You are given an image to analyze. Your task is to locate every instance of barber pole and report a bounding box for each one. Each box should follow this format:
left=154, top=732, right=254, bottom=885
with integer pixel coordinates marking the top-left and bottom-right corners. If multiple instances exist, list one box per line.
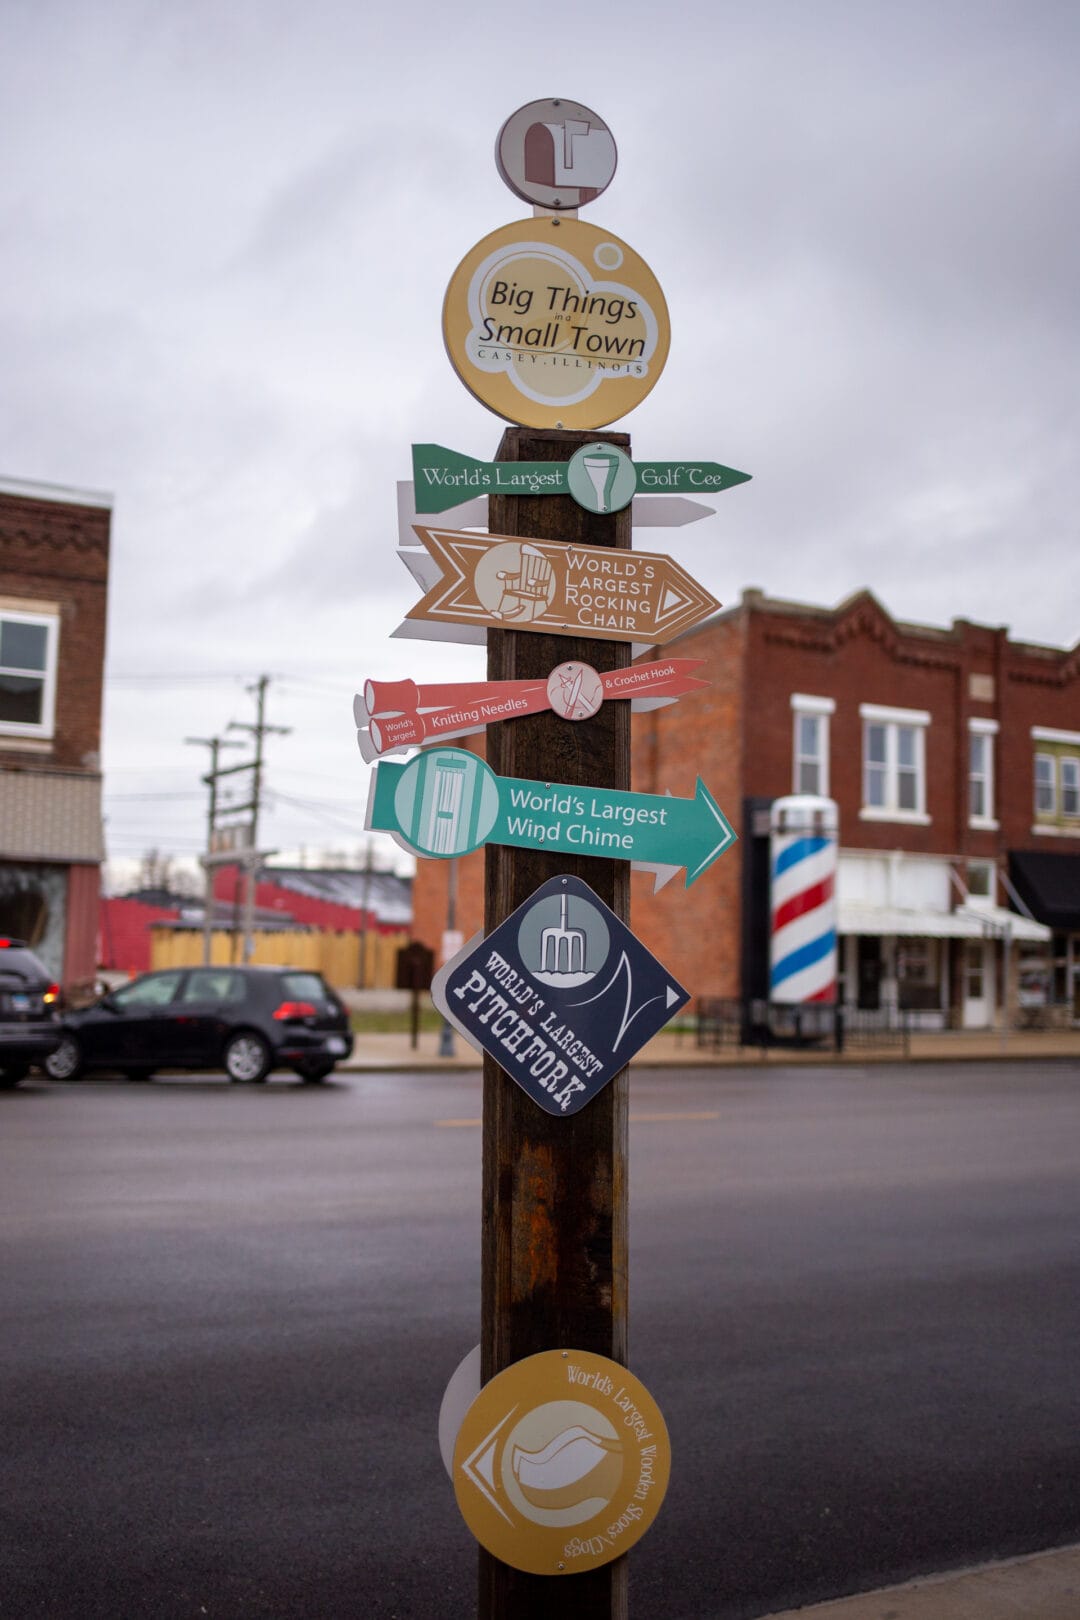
left=769, top=795, right=839, bottom=1004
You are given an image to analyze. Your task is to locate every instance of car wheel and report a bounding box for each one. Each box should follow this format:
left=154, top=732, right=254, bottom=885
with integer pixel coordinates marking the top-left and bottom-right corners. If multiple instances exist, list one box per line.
left=223, top=1031, right=271, bottom=1083
left=0, top=1064, right=29, bottom=1088
left=45, top=1035, right=84, bottom=1081
left=295, top=1060, right=335, bottom=1083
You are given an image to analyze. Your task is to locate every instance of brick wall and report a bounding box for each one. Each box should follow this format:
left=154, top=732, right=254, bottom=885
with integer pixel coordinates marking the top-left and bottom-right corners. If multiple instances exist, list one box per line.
left=0, top=484, right=111, bottom=990
left=625, top=611, right=745, bottom=997
left=408, top=589, right=1080, bottom=1005
left=0, top=489, right=110, bottom=770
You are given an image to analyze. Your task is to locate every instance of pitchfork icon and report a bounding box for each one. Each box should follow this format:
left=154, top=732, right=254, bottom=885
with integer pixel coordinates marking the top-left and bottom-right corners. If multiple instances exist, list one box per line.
left=540, top=892, right=587, bottom=977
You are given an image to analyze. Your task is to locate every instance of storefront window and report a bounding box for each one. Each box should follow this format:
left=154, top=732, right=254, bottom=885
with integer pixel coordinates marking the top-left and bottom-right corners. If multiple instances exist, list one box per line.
left=0, top=864, right=67, bottom=978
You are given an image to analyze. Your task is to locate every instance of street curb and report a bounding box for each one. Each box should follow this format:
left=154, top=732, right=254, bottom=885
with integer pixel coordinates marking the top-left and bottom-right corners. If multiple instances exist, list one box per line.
left=756, top=1540, right=1080, bottom=1620
left=337, top=1049, right=1080, bottom=1075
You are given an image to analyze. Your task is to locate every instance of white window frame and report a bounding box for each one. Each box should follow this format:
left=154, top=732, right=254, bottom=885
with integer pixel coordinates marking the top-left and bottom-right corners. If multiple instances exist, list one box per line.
left=1031, top=729, right=1080, bottom=835
left=968, top=717, right=999, bottom=829
left=1062, top=757, right=1080, bottom=819
left=859, top=703, right=930, bottom=824
left=0, top=603, right=59, bottom=741
left=1034, top=752, right=1057, bottom=816
left=790, top=693, right=834, bottom=797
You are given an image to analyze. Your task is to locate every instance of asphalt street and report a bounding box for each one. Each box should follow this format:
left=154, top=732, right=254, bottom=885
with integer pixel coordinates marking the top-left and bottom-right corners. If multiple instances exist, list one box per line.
left=2, top=1061, right=1079, bottom=1620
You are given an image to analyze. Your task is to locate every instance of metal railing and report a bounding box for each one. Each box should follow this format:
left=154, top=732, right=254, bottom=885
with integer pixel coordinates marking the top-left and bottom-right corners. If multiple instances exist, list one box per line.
left=694, top=999, right=910, bottom=1055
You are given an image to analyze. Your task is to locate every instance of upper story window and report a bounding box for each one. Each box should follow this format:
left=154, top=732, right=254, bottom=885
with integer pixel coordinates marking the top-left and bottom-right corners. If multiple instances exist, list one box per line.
left=1063, top=758, right=1080, bottom=818
left=0, top=604, right=59, bottom=741
left=1034, top=753, right=1056, bottom=814
left=790, top=693, right=834, bottom=796
left=1032, top=729, right=1080, bottom=835
left=859, top=703, right=930, bottom=823
left=966, top=858, right=996, bottom=905
left=968, top=718, right=998, bottom=829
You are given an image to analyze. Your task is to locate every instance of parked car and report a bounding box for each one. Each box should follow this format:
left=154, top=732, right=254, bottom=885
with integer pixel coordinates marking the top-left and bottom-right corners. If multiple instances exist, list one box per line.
left=0, top=938, right=62, bottom=1086
left=43, top=965, right=354, bottom=1083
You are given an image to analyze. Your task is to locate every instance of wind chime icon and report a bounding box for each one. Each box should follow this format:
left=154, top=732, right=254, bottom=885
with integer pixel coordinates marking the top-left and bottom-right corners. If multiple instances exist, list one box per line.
left=540, top=891, right=587, bottom=978
left=424, top=755, right=468, bottom=854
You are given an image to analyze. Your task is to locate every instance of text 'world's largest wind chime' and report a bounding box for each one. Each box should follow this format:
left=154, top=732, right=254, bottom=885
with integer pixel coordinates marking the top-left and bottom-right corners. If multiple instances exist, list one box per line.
left=354, top=101, right=751, bottom=1591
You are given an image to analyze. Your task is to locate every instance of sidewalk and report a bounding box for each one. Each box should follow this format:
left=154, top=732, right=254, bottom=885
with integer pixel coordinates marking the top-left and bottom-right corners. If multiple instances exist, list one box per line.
left=758, top=1541, right=1080, bottom=1620
left=340, top=1024, right=1080, bottom=1071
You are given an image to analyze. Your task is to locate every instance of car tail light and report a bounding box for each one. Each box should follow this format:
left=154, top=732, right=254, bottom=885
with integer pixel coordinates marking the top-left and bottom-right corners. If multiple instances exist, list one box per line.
left=0, top=938, right=10, bottom=948
left=273, top=1000, right=318, bottom=1021
left=43, top=984, right=60, bottom=1004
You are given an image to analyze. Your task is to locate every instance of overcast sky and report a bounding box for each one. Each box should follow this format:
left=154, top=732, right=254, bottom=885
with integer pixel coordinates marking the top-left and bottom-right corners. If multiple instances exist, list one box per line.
left=4, top=0, right=1078, bottom=883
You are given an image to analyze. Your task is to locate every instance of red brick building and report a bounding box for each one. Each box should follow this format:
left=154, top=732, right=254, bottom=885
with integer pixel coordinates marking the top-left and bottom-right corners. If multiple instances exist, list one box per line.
left=413, top=588, right=1080, bottom=1029
left=0, top=478, right=111, bottom=994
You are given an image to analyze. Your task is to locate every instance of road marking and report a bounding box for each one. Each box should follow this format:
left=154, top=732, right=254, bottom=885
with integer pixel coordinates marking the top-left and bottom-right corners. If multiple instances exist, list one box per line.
left=435, top=1111, right=719, bottom=1128
left=631, top=1111, right=720, bottom=1122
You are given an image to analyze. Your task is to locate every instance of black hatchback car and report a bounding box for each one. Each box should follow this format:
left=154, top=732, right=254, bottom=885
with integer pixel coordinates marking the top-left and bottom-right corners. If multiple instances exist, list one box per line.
left=0, top=938, right=62, bottom=1086
left=44, top=965, right=354, bottom=1083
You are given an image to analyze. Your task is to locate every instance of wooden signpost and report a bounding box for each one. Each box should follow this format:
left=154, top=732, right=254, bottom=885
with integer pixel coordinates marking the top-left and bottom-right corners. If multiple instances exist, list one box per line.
left=360, top=97, right=744, bottom=1620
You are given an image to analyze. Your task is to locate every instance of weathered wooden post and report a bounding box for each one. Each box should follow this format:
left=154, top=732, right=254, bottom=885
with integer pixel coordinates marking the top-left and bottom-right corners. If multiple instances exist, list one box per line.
left=480, top=425, right=631, bottom=1618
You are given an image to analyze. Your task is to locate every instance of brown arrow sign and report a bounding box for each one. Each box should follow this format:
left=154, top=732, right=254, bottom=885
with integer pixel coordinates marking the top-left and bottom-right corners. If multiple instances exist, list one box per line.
left=403, top=525, right=721, bottom=646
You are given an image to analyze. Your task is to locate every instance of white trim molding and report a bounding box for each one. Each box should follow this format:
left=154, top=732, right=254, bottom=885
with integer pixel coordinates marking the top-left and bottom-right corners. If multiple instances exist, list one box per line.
left=0, top=475, right=113, bottom=509
left=860, top=703, right=931, bottom=726
left=1031, top=726, right=1080, bottom=747
left=790, top=693, right=836, bottom=715
left=859, top=807, right=932, bottom=825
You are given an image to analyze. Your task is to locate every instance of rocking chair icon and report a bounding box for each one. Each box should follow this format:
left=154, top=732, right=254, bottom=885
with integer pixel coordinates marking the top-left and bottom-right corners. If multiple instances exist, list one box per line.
left=495, top=545, right=555, bottom=622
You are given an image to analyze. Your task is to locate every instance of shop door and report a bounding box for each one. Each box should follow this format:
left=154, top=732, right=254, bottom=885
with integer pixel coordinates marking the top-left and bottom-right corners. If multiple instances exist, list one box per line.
left=962, top=939, right=995, bottom=1028
left=856, top=936, right=882, bottom=1010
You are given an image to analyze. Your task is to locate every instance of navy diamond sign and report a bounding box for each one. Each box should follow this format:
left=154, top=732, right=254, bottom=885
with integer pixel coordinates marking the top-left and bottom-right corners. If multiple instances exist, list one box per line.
left=431, top=875, right=689, bottom=1116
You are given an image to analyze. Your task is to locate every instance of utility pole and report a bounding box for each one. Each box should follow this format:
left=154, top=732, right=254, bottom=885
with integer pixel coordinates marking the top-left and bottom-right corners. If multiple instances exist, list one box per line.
left=227, top=675, right=290, bottom=963
left=185, top=733, right=244, bottom=965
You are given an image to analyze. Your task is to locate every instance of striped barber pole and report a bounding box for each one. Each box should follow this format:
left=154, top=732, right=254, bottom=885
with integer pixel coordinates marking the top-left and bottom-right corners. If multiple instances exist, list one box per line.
left=769, top=795, right=839, bottom=1004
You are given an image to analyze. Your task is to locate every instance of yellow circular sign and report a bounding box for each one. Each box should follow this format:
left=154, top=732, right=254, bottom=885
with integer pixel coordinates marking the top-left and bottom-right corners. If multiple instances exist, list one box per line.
left=452, top=1348, right=670, bottom=1575
left=442, top=217, right=670, bottom=430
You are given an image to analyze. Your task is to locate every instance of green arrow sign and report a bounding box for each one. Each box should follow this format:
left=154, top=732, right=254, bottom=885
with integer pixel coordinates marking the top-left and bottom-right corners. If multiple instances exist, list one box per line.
left=412, top=443, right=751, bottom=515
left=366, top=745, right=737, bottom=886
left=412, top=444, right=570, bottom=511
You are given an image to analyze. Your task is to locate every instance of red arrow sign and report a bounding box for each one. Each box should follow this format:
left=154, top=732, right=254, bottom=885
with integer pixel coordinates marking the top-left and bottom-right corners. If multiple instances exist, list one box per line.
left=355, top=658, right=706, bottom=757
left=403, top=525, right=721, bottom=646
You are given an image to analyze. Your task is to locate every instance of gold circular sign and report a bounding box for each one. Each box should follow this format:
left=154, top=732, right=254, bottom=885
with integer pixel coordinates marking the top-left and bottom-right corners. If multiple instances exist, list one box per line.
left=442, top=217, right=670, bottom=431
left=453, top=1348, right=671, bottom=1575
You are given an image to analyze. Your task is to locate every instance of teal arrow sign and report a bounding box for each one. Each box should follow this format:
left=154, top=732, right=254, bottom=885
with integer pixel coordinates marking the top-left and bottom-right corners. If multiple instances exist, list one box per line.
left=412, top=443, right=751, bottom=515
left=366, top=745, right=737, bottom=886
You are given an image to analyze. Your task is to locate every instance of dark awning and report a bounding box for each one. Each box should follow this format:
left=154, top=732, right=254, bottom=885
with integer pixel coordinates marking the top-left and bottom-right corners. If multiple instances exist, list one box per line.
left=1009, top=850, right=1080, bottom=932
